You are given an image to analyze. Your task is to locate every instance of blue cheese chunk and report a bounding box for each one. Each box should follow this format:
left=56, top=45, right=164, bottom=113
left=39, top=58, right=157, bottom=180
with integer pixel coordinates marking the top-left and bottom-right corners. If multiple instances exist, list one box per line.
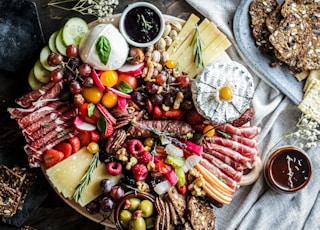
left=191, top=61, right=254, bottom=124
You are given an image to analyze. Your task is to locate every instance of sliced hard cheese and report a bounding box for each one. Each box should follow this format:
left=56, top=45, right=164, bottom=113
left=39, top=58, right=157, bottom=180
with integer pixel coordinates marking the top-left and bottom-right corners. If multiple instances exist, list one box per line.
left=46, top=147, right=93, bottom=199
left=191, top=61, right=254, bottom=124
left=298, top=80, right=320, bottom=122
left=78, top=163, right=123, bottom=207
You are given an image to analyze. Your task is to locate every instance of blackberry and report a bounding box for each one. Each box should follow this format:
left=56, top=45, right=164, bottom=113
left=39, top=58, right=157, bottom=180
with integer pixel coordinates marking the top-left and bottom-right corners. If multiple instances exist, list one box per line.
left=121, top=172, right=137, bottom=188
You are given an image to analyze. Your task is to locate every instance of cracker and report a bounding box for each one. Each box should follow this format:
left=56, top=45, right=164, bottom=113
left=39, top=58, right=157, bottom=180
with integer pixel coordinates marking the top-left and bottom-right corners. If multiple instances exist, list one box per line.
left=298, top=80, right=320, bottom=121
left=0, top=184, right=21, bottom=218
left=303, top=70, right=320, bottom=92
left=166, top=187, right=186, bottom=220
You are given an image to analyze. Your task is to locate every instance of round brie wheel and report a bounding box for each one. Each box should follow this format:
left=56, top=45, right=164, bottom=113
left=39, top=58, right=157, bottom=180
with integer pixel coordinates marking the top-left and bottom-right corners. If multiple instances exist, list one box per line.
left=191, top=61, right=254, bottom=124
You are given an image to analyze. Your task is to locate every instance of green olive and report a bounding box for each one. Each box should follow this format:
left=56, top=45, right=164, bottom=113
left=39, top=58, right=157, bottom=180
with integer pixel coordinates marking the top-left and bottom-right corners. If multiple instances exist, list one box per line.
left=128, top=198, right=141, bottom=212
left=139, top=199, right=154, bottom=218
left=145, top=216, right=155, bottom=229
left=119, top=210, right=132, bottom=228
left=129, top=216, right=146, bottom=230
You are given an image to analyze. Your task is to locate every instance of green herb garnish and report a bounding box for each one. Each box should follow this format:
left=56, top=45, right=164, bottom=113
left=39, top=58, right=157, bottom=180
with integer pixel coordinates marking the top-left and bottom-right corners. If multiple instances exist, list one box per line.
left=96, top=36, right=111, bottom=65
left=87, top=103, right=95, bottom=117
left=190, top=24, right=204, bottom=68
left=140, top=14, right=153, bottom=30
left=73, top=152, right=100, bottom=202
left=118, top=81, right=133, bottom=94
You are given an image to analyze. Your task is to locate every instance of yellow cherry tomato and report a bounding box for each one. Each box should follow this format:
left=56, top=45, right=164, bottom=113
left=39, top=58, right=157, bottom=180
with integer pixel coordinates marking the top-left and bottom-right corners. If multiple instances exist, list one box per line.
left=100, top=70, right=118, bottom=87
left=219, top=86, right=233, bottom=101
left=87, top=142, right=100, bottom=154
left=203, top=125, right=215, bottom=137
left=82, top=86, right=103, bottom=104
left=144, top=137, right=155, bottom=147
left=165, top=60, right=177, bottom=69
left=101, top=91, right=118, bottom=108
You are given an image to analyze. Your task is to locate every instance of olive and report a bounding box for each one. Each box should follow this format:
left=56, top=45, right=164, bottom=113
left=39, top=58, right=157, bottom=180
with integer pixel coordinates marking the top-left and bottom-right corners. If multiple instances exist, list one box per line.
left=139, top=199, right=154, bottom=218
left=129, top=216, right=146, bottom=230
left=119, top=209, right=132, bottom=228
left=128, top=198, right=141, bottom=212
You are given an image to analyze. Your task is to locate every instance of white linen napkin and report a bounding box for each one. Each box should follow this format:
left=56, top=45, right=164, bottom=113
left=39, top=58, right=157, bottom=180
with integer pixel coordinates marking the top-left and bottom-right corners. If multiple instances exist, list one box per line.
left=185, top=0, right=320, bottom=229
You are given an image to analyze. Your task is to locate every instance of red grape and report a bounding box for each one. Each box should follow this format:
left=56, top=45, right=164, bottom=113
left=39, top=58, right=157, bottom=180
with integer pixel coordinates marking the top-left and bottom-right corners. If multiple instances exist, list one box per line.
left=100, top=179, right=114, bottom=194
left=66, top=44, right=79, bottom=58
left=83, top=77, right=94, bottom=87
left=47, top=53, right=64, bottom=66
left=109, top=185, right=124, bottom=200
left=146, top=82, right=159, bottom=94
left=63, top=70, right=75, bottom=84
left=69, top=80, right=82, bottom=94
left=79, top=63, right=92, bottom=77
left=155, top=73, right=167, bottom=85
left=50, top=69, right=64, bottom=82
left=176, top=75, right=190, bottom=87
left=100, top=197, right=114, bottom=212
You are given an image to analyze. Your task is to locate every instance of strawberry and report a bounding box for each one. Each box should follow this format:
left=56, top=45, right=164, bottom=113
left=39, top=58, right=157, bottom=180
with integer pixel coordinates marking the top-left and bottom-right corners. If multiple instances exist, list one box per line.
left=152, top=105, right=163, bottom=119
left=54, top=142, right=72, bottom=159
left=78, top=131, right=91, bottom=146
left=43, top=149, right=64, bottom=168
left=69, top=136, right=81, bottom=153
left=184, top=108, right=204, bottom=125
left=163, top=109, right=184, bottom=119
left=101, top=122, right=114, bottom=139
left=176, top=184, right=187, bottom=195
left=90, top=130, right=100, bottom=142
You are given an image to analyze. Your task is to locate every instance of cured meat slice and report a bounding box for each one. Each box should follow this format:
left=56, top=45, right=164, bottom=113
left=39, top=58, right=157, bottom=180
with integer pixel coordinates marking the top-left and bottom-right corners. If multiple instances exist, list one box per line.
left=205, top=136, right=257, bottom=159
left=204, top=149, right=246, bottom=171
left=15, top=82, right=55, bottom=108
left=17, top=101, right=66, bottom=129
left=202, top=152, right=243, bottom=182
left=203, top=142, right=252, bottom=168
left=30, top=81, right=64, bottom=108
left=217, top=123, right=261, bottom=139
left=228, top=134, right=257, bottom=148
left=200, top=158, right=238, bottom=189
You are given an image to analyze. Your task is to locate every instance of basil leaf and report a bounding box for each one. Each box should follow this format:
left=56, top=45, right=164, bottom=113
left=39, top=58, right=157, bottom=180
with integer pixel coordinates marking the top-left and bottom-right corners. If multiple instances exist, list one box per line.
left=87, top=103, right=95, bottom=117
left=118, top=81, right=133, bottom=94
left=97, top=117, right=107, bottom=134
left=96, top=36, right=111, bottom=65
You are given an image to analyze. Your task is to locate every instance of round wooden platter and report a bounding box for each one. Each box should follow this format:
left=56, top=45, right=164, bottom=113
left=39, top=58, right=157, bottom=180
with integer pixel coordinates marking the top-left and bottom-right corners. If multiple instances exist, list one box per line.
left=41, top=13, right=232, bottom=228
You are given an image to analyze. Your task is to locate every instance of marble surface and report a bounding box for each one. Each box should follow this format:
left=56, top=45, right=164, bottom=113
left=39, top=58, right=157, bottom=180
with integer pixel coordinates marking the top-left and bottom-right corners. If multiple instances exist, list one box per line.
left=0, top=1, right=202, bottom=229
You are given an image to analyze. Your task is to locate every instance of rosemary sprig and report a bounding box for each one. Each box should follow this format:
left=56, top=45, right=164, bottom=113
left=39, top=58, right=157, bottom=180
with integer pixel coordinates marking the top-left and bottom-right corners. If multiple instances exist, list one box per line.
left=190, top=24, right=204, bottom=68
left=140, top=14, right=153, bottom=30
left=73, top=152, right=100, bottom=202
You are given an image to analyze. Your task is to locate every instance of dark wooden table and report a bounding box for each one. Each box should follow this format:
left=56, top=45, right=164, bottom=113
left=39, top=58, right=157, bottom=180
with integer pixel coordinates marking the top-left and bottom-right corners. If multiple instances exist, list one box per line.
left=0, top=1, right=202, bottom=229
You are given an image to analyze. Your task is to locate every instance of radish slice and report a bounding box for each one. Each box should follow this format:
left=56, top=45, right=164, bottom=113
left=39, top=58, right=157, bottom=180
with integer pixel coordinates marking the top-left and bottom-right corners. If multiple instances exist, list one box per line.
left=118, top=63, right=144, bottom=77
left=91, top=69, right=106, bottom=91
left=117, top=97, right=127, bottom=110
left=73, top=116, right=96, bottom=131
left=106, top=87, right=131, bottom=99
left=96, top=103, right=117, bottom=124
left=182, top=155, right=202, bottom=172
left=180, top=140, right=203, bottom=156
left=154, top=180, right=171, bottom=195
left=165, top=143, right=184, bottom=157
left=166, top=170, right=178, bottom=186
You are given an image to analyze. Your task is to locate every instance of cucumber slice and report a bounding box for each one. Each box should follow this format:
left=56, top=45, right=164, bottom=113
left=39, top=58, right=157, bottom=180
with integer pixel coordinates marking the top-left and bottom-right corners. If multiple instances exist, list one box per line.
left=48, top=31, right=58, bottom=53
left=55, top=28, right=67, bottom=56
left=28, top=67, right=43, bottom=90
left=62, top=17, right=89, bottom=46
left=40, top=46, right=58, bottom=71
left=33, top=59, right=50, bottom=84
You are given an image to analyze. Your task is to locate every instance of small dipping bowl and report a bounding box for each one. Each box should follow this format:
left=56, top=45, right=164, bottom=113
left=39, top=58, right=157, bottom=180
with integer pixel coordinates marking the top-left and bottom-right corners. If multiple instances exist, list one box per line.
left=264, top=145, right=312, bottom=193
left=114, top=191, right=156, bottom=230
left=119, top=2, right=165, bottom=47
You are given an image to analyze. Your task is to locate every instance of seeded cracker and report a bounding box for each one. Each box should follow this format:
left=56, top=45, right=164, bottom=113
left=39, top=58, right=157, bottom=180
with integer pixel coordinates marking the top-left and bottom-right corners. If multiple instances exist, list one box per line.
left=0, top=184, right=21, bottom=218
left=298, top=80, right=320, bottom=122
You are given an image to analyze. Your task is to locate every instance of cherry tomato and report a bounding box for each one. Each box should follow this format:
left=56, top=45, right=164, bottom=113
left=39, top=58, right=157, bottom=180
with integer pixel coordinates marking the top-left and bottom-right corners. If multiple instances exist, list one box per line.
left=176, top=185, right=187, bottom=195
left=117, top=73, right=138, bottom=90
left=78, top=102, right=102, bottom=125
left=101, top=91, right=118, bottom=108
left=203, top=125, right=215, bottom=137
left=87, top=142, right=100, bottom=154
left=165, top=60, right=177, bottom=69
left=82, top=86, right=103, bottom=104
left=100, top=70, right=118, bottom=87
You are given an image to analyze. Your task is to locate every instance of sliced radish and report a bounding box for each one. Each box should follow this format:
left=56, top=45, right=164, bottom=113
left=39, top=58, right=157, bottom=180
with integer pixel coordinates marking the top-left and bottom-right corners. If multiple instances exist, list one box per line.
left=106, top=87, right=131, bottom=99
left=117, top=97, right=127, bottom=110
left=91, top=69, right=106, bottom=91
left=182, top=155, right=202, bottom=172
left=180, top=140, right=203, bottom=156
left=118, top=62, right=144, bottom=77
left=96, top=103, right=117, bottom=125
left=165, top=143, right=184, bottom=157
left=154, top=180, right=171, bottom=195
left=73, top=116, right=96, bottom=131
left=166, top=169, right=178, bottom=186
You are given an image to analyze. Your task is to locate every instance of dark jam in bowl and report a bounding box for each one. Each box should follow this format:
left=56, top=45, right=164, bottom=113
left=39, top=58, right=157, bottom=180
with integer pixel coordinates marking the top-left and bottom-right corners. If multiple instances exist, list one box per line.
left=124, top=6, right=161, bottom=43
left=264, top=146, right=312, bottom=193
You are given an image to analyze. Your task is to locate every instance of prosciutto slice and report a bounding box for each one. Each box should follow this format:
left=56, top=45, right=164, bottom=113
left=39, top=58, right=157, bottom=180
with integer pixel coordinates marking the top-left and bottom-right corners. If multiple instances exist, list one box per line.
left=202, top=152, right=243, bottom=182
left=15, top=82, right=55, bottom=108
left=217, top=123, right=261, bottom=139
left=229, top=134, right=257, bottom=148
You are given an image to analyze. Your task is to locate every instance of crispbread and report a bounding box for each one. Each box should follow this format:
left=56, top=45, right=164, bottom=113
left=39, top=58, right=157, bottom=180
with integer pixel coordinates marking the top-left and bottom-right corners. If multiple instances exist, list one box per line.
left=266, top=4, right=283, bottom=33
left=298, top=80, right=320, bottom=121
left=167, top=200, right=179, bottom=225
left=303, top=70, right=320, bottom=92
left=0, top=164, right=24, bottom=190
left=166, top=187, right=186, bottom=220
left=0, top=184, right=21, bottom=218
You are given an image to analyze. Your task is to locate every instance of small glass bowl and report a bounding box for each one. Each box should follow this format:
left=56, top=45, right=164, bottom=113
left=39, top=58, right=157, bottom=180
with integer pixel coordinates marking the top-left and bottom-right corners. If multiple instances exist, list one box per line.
left=113, top=191, right=156, bottom=230
left=264, top=145, right=312, bottom=193
left=119, top=2, right=165, bottom=47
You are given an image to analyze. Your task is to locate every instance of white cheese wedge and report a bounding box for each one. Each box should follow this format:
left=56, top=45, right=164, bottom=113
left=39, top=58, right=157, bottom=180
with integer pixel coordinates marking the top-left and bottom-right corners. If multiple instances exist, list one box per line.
left=191, top=61, right=254, bottom=124
left=79, top=24, right=129, bottom=70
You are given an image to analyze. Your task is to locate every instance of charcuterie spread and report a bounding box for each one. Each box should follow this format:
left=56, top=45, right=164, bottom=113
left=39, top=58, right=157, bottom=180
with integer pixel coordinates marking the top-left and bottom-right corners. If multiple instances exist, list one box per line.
left=249, top=0, right=320, bottom=121
left=6, top=3, right=263, bottom=229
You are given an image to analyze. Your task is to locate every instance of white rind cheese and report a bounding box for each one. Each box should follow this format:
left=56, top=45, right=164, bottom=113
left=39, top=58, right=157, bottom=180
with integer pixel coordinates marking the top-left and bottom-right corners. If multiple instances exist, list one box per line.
left=191, top=61, right=254, bottom=124
left=79, top=24, right=129, bottom=70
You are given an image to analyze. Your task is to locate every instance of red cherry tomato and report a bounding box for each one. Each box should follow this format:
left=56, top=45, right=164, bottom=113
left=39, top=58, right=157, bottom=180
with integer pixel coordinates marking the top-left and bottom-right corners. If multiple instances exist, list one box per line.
left=117, top=73, right=138, bottom=90
left=78, top=103, right=102, bottom=125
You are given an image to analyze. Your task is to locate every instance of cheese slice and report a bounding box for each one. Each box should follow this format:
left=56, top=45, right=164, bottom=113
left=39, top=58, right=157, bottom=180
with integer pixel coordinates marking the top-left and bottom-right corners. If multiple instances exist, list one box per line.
left=46, top=147, right=93, bottom=199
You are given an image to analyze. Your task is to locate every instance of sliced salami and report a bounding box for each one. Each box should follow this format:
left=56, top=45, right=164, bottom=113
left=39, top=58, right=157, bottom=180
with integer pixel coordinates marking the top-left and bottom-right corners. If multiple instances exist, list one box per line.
left=217, top=123, right=261, bottom=139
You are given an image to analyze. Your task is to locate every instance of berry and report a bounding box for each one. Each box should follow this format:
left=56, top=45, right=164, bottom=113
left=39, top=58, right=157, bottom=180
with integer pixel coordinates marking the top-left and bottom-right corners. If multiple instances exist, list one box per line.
left=110, top=185, right=125, bottom=200
left=101, top=121, right=114, bottom=139
left=69, top=136, right=81, bottom=153
left=86, top=200, right=100, bottom=214
left=43, top=149, right=64, bottom=168
left=135, top=151, right=152, bottom=165
left=106, top=161, right=123, bottom=176
left=128, top=139, right=145, bottom=156
left=100, top=197, right=114, bottom=212
left=90, top=130, right=100, bottom=142
left=78, top=131, right=91, bottom=146
left=132, top=164, right=148, bottom=181
left=100, top=179, right=114, bottom=194
left=54, top=142, right=72, bottom=159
